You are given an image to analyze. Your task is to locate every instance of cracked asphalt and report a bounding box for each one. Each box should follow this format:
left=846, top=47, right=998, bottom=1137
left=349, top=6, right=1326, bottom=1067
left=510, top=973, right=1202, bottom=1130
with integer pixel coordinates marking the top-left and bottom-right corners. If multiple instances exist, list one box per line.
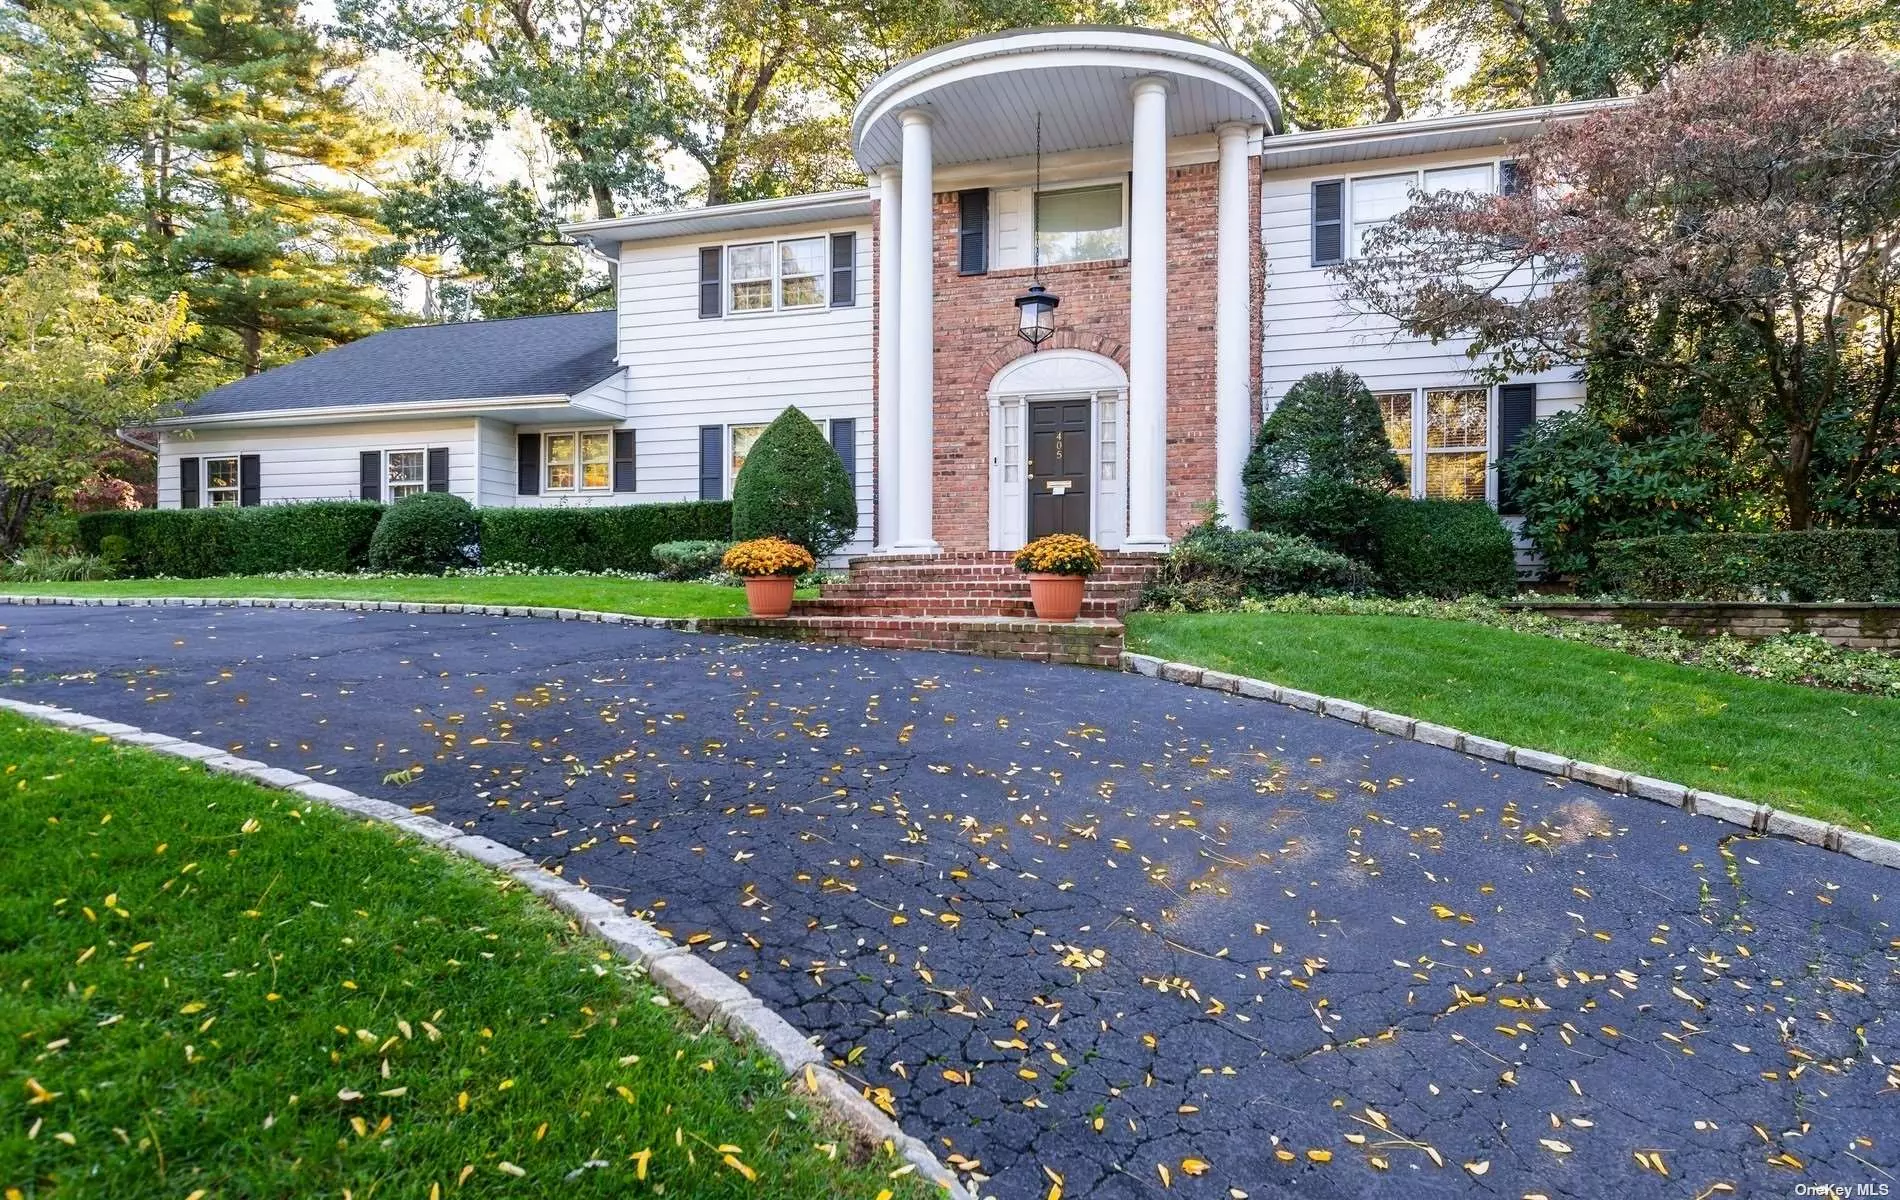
left=3, top=605, right=1897, bottom=1199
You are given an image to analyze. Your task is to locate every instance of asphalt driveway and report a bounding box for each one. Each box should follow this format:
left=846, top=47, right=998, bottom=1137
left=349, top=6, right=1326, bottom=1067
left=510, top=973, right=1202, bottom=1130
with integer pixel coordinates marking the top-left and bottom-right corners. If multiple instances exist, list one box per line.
left=3, top=605, right=1896, bottom=1199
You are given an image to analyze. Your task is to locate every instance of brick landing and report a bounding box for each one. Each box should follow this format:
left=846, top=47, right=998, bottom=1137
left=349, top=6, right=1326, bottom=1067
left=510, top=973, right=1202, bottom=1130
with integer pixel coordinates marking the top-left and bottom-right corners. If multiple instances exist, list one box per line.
left=702, top=552, right=1160, bottom=667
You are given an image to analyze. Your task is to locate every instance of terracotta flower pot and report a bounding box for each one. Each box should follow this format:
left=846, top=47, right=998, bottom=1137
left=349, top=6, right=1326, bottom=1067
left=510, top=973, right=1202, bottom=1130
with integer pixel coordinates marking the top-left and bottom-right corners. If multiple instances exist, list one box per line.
left=1027, top=571, right=1087, bottom=622
left=744, top=575, right=796, bottom=619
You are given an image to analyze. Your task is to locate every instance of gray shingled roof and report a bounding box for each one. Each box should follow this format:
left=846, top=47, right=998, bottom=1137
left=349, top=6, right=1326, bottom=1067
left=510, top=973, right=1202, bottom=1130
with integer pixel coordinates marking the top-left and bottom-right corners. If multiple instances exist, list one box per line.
left=178, top=311, right=619, bottom=419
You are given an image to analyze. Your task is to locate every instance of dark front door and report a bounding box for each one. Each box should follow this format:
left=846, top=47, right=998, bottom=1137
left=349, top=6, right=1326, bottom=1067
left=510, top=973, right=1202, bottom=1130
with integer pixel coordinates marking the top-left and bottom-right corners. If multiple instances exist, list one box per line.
left=1027, top=398, right=1091, bottom=539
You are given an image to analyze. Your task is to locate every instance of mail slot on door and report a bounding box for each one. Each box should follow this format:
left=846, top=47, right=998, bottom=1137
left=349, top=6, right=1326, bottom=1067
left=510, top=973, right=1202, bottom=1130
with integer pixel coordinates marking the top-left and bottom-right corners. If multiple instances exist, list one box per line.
left=1045, top=479, right=1072, bottom=494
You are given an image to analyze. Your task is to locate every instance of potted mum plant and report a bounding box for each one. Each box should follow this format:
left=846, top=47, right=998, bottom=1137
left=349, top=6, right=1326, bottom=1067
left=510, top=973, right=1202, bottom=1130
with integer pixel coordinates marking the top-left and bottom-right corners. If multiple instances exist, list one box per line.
left=1014, top=533, right=1103, bottom=621
left=723, top=537, right=815, bottom=618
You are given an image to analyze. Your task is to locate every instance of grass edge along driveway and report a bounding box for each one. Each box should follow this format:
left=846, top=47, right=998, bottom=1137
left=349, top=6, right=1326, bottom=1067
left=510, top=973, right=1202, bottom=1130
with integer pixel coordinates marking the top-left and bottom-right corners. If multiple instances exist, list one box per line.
left=1128, top=611, right=1900, bottom=838
left=0, top=713, right=925, bottom=1200
left=0, top=575, right=782, bottom=620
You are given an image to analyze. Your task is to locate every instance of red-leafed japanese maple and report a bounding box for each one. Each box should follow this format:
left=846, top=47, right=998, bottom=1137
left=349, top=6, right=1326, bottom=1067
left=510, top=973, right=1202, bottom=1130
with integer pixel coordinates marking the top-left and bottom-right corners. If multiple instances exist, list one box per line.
left=1337, top=50, right=1900, bottom=530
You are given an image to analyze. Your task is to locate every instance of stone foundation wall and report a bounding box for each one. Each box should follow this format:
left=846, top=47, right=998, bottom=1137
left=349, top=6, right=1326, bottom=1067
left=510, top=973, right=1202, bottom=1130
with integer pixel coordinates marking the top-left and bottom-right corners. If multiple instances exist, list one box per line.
left=1507, top=601, right=1900, bottom=653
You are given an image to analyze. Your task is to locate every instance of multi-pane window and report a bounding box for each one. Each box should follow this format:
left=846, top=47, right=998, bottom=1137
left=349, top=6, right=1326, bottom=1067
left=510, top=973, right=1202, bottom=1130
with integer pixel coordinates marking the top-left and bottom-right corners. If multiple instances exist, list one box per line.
left=1374, top=392, right=1414, bottom=486
left=544, top=430, right=613, bottom=491
left=1349, top=174, right=1414, bottom=256
left=386, top=449, right=426, bottom=500
left=728, top=237, right=826, bottom=313
left=1348, top=164, right=1498, bottom=257
left=728, top=244, right=774, bottom=313
left=729, top=422, right=768, bottom=485
left=1423, top=388, right=1490, bottom=500
left=205, top=456, right=240, bottom=507
left=1036, top=184, right=1126, bottom=265
left=777, top=238, right=826, bottom=308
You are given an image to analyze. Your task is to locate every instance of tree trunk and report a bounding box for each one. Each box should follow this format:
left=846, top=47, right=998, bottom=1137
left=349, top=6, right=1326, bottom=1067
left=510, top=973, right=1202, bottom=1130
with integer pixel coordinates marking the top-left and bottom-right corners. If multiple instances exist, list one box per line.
left=1782, top=427, right=1815, bottom=530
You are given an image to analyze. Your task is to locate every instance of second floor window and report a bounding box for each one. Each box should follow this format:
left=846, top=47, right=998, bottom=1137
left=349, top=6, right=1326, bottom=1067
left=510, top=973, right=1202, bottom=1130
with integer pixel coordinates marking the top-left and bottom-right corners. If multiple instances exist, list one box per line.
left=1036, top=184, right=1126, bottom=265
left=728, top=236, right=827, bottom=313
left=1346, top=163, right=1502, bottom=258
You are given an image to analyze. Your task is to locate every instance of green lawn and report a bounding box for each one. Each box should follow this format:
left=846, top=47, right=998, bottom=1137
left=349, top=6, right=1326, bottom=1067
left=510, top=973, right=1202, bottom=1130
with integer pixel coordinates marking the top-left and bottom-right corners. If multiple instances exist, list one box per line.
left=0, top=575, right=770, bottom=619
left=1128, top=611, right=1900, bottom=836
left=0, top=714, right=918, bottom=1199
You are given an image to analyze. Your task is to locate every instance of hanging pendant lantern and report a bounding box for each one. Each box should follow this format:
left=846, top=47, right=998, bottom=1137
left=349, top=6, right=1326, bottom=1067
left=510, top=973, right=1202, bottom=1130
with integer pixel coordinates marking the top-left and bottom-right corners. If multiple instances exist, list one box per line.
left=1015, top=283, right=1060, bottom=345
left=1014, top=111, right=1060, bottom=349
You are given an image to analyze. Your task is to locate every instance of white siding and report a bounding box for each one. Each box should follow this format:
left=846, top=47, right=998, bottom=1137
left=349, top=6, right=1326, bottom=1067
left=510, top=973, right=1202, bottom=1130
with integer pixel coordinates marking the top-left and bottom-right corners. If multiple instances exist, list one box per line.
left=613, top=218, right=875, bottom=555
left=1260, top=146, right=1585, bottom=425
left=155, top=419, right=480, bottom=508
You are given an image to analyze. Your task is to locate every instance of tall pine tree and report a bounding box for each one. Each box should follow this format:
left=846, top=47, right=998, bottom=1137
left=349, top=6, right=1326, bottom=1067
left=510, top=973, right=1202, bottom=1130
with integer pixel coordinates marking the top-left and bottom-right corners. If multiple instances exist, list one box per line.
left=7, top=0, right=407, bottom=376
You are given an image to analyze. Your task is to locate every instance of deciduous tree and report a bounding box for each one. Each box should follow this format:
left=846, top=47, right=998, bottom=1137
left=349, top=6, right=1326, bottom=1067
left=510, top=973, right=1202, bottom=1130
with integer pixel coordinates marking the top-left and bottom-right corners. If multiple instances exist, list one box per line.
left=1338, top=49, right=1900, bottom=530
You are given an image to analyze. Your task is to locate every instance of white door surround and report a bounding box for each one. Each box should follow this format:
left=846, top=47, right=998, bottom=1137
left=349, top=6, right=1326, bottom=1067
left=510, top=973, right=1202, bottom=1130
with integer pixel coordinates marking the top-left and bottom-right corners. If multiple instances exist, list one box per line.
left=988, top=350, right=1128, bottom=552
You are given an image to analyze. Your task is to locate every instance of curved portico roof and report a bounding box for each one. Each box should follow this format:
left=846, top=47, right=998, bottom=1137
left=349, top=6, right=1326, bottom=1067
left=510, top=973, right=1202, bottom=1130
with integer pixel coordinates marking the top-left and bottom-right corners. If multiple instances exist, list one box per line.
left=851, top=26, right=1283, bottom=174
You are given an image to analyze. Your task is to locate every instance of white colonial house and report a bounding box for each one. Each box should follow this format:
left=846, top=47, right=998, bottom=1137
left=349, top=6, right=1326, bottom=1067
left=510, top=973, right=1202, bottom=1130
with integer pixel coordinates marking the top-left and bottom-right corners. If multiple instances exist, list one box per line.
left=154, top=25, right=1596, bottom=558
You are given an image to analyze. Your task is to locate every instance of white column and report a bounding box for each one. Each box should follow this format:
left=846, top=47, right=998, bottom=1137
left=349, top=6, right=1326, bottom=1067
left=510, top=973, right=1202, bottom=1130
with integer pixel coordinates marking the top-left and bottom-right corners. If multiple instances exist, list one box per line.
left=1124, top=77, right=1171, bottom=552
left=874, top=167, right=903, bottom=552
left=894, top=110, right=940, bottom=554
left=1215, top=122, right=1253, bottom=529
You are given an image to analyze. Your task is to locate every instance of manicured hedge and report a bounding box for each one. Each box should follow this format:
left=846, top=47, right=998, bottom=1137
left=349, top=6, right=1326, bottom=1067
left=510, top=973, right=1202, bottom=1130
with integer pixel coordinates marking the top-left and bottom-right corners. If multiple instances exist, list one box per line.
left=1369, top=497, right=1519, bottom=598
left=477, top=502, right=733, bottom=573
left=78, top=502, right=386, bottom=578
left=1591, top=530, right=1900, bottom=601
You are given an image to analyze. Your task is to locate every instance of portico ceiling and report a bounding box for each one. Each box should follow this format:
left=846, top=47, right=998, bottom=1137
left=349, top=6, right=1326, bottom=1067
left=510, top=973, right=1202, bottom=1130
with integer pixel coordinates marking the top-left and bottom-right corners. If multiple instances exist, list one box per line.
left=852, top=27, right=1283, bottom=174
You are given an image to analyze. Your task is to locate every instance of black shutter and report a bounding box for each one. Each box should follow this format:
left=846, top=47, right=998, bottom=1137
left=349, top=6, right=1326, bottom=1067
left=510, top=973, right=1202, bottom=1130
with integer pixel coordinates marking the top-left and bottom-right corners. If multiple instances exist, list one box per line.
left=237, top=454, right=260, bottom=507
left=1312, top=180, right=1345, bottom=266
left=1496, top=383, right=1538, bottom=515
left=426, top=446, right=450, bottom=492
left=179, top=457, right=201, bottom=509
left=612, top=429, right=636, bottom=493
left=359, top=451, right=381, bottom=502
left=829, top=233, right=856, bottom=307
left=828, top=418, right=856, bottom=489
left=957, top=189, right=989, bottom=275
left=698, top=247, right=723, bottom=319
left=517, top=433, right=540, bottom=496
left=1499, top=159, right=1521, bottom=196
left=698, top=425, right=723, bottom=501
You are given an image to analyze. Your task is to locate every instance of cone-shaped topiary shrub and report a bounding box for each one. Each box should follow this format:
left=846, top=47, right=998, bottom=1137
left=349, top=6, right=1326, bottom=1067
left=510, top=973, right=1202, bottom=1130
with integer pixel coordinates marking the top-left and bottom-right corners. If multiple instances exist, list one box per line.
left=731, top=406, right=857, bottom=559
left=368, top=492, right=479, bottom=573
left=1243, top=367, right=1406, bottom=556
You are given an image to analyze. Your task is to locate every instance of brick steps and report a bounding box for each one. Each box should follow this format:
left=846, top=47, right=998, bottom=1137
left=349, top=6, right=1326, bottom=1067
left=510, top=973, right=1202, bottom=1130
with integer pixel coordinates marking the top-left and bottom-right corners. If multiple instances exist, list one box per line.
left=699, top=615, right=1127, bottom=667
left=705, top=550, right=1160, bottom=667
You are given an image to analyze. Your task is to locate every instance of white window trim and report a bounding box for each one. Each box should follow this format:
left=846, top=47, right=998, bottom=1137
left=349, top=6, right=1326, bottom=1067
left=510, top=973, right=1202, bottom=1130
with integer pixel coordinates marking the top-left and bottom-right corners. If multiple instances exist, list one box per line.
left=723, top=234, right=833, bottom=317
left=1376, top=386, right=1498, bottom=505
left=541, top=428, right=616, bottom=493
left=383, top=447, right=428, bottom=501
left=726, top=418, right=843, bottom=495
left=1345, top=161, right=1501, bottom=260
left=204, top=455, right=241, bottom=507
left=1027, top=178, right=1131, bottom=267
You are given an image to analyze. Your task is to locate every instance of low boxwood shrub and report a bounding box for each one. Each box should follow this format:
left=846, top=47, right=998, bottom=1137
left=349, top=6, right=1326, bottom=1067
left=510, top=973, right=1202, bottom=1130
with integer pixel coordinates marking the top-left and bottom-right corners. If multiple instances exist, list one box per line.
left=1369, top=498, right=1518, bottom=598
left=650, top=539, right=732, bottom=581
left=368, top=493, right=479, bottom=573
left=731, top=407, right=857, bottom=558
left=477, top=501, right=733, bottom=573
left=1591, top=529, right=1900, bottom=601
left=1145, top=521, right=1373, bottom=610
left=78, top=502, right=386, bottom=578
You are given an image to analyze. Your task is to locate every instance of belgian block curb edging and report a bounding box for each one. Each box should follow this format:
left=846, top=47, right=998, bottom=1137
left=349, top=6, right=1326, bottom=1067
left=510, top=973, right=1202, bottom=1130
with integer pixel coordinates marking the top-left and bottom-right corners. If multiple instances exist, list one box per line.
left=0, top=693, right=970, bottom=1199
left=1119, top=651, right=1900, bottom=871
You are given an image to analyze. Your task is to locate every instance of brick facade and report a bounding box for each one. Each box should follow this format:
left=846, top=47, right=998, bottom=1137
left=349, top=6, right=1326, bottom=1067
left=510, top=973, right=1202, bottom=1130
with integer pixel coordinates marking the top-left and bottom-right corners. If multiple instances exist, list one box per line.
left=871, top=154, right=1262, bottom=553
